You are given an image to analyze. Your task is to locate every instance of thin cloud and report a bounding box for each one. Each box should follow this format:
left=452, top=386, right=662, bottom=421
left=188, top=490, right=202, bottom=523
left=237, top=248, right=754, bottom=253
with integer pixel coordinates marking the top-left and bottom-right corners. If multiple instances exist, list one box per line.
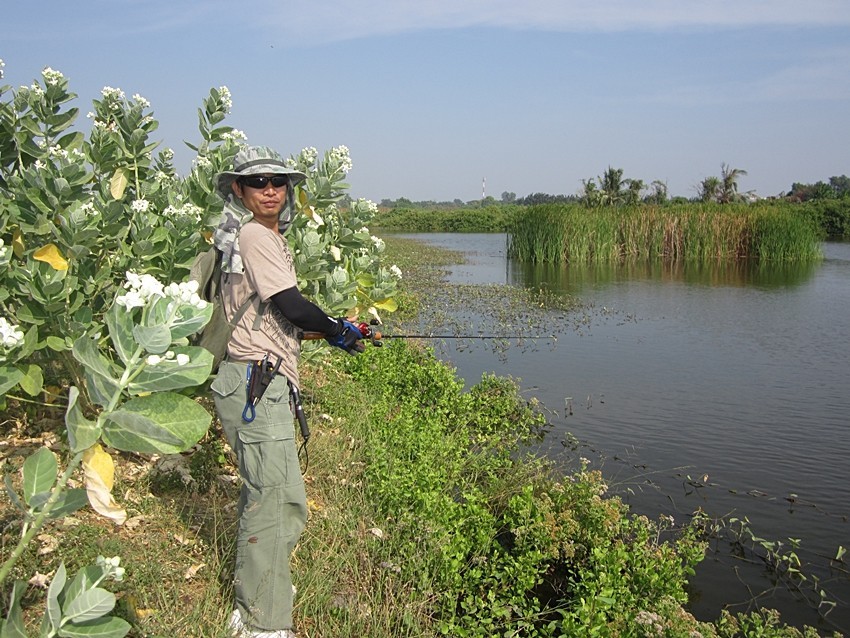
left=268, top=0, right=850, bottom=45
left=639, top=45, right=850, bottom=106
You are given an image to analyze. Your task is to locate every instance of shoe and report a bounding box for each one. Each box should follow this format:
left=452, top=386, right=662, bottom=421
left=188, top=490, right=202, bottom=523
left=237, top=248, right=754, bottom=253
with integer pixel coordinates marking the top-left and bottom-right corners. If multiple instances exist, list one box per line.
left=229, top=608, right=296, bottom=637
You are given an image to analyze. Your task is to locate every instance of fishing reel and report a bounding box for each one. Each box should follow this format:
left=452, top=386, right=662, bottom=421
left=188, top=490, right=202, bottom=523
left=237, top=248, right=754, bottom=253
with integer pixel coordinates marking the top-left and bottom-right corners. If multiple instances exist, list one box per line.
left=353, top=319, right=383, bottom=347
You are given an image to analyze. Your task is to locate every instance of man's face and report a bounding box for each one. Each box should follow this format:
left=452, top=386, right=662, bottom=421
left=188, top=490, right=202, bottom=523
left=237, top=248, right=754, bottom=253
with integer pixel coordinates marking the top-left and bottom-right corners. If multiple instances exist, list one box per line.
left=231, top=174, right=287, bottom=228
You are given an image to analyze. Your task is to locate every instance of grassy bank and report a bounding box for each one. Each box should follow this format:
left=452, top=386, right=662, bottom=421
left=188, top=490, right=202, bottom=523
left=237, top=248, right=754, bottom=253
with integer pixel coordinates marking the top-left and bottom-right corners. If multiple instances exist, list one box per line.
left=1, top=238, right=839, bottom=637
left=507, top=203, right=822, bottom=263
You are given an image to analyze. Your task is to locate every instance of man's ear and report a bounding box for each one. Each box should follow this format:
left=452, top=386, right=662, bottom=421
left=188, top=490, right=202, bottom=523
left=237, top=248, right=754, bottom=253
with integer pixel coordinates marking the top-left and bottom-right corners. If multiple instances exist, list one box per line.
left=231, top=180, right=243, bottom=199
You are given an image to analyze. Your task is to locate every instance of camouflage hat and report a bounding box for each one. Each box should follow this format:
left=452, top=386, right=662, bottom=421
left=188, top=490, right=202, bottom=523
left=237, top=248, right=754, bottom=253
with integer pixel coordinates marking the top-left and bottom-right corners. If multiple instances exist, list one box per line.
left=215, top=145, right=307, bottom=200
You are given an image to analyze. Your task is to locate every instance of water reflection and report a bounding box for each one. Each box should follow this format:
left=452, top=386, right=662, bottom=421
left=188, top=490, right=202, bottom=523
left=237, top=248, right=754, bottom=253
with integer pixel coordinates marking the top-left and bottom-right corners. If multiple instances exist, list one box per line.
left=512, top=258, right=820, bottom=291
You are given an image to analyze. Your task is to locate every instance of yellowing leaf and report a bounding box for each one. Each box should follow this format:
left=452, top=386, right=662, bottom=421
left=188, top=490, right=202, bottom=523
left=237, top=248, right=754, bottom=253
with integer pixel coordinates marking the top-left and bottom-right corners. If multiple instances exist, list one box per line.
left=33, top=244, right=69, bottom=271
left=110, top=167, right=129, bottom=200
left=83, top=444, right=114, bottom=490
left=373, top=297, right=398, bottom=312
left=83, top=444, right=127, bottom=525
left=12, top=229, right=25, bottom=258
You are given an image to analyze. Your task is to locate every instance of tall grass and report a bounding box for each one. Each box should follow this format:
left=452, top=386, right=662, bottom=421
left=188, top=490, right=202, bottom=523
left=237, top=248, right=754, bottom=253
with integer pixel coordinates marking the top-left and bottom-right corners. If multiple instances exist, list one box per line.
left=507, top=203, right=822, bottom=263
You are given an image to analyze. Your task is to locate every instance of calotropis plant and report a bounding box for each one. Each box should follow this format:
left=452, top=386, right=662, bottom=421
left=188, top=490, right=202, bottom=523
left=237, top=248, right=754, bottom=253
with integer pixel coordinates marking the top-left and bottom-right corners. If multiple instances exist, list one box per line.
left=0, top=64, right=399, bottom=401
left=1, top=272, right=214, bottom=590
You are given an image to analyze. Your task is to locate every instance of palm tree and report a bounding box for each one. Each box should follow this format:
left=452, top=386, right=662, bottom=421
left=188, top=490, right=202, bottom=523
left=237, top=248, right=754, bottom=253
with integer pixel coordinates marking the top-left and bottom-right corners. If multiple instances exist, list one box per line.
left=718, top=163, right=748, bottom=203
left=600, top=166, right=626, bottom=205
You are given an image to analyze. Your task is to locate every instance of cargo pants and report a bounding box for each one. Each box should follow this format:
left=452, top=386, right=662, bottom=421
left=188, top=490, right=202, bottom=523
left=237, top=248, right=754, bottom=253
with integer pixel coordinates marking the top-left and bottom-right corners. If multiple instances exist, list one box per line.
left=211, top=360, right=308, bottom=632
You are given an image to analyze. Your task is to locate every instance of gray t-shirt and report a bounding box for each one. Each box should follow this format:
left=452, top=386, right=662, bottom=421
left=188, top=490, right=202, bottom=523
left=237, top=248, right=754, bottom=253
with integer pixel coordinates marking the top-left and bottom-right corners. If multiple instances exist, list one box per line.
left=222, top=220, right=301, bottom=385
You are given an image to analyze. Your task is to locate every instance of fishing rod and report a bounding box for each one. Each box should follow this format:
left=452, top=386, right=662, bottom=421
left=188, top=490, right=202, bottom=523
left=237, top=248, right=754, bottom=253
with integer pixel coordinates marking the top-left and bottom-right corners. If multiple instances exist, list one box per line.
left=301, top=322, right=552, bottom=347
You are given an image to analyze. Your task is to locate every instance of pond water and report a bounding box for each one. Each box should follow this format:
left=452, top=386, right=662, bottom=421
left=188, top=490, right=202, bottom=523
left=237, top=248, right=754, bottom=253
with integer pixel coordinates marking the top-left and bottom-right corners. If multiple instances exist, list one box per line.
left=395, top=233, right=850, bottom=634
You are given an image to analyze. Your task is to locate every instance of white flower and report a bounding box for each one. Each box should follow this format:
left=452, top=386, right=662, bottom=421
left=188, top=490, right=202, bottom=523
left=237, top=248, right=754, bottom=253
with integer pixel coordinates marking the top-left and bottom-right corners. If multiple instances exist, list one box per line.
left=0, top=59, right=4, bottom=80
left=165, top=351, right=175, bottom=360
left=329, top=246, right=342, bottom=261
left=101, top=86, right=125, bottom=101
left=115, top=290, right=146, bottom=310
left=131, top=199, right=150, bottom=213
left=162, top=148, right=174, bottom=161
left=371, top=235, right=385, bottom=251
left=329, top=145, right=353, bottom=172
left=122, top=271, right=165, bottom=303
left=48, top=145, right=68, bottom=159
left=96, top=556, right=125, bottom=582
left=222, top=129, right=247, bottom=141
left=390, top=265, right=402, bottom=279
left=299, top=146, right=318, bottom=166
left=145, top=354, right=162, bottom=366
left=194, top=156, right=212, bottom=170
left=34, top=160, right=46, bottom=171
left=29, top=83, right=45, bottom=98
left=132, top=93, right=150, bottom=109
left=176, top=354, right=190, bottom=366
left=86, top=111, right=96, bottom=119
left=41, top=67, right=64, bottom=86
left=218, top=86, right=232, bottom=112
left=0, top=317, right=25, bottom=350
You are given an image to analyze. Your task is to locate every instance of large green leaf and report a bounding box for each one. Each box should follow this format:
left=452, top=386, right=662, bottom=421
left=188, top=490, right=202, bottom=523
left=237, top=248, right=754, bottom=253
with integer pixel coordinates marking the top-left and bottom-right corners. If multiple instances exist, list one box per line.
left=16, top=363, right=43, bottom=397
left=103, top=393, right=211, bottom=454
left=132, top=324, right=171, bottom=354
left=57, top=615, right=130, bottom=638
left=129, top=347, right=213, bottom=394
left=105, top=303, right=137, bottom=365
left=0, top=365, right=24, bottom=395
left=63, top=587, right=116, bottom=624
left=73, top=337, right=121, bottom=407
left=47, top=562, right=67, bottom=633
left=66, top=386, right=102, bottom=453
left=48, top=488, right=88, bottom=519
left=168, top=304, right=213, bottom=341
left=22, top=447, right=57, bottom=506
left=1, top=581, right=27, bottom=638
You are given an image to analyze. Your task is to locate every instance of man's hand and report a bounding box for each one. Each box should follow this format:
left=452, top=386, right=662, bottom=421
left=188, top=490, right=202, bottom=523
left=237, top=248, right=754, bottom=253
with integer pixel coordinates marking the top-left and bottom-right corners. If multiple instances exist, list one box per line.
left=326, top=319, right=366, bottom=354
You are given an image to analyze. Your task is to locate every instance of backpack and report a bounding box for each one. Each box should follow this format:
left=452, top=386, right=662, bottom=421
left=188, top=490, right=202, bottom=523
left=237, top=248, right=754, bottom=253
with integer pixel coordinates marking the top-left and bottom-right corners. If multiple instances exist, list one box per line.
left=189, top=247, right=256, bottom=372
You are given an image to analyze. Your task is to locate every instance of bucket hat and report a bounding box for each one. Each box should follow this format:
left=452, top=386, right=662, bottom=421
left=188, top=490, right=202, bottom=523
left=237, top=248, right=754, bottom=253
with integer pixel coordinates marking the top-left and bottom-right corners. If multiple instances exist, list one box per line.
left=215, top=145, right=307, bottom=201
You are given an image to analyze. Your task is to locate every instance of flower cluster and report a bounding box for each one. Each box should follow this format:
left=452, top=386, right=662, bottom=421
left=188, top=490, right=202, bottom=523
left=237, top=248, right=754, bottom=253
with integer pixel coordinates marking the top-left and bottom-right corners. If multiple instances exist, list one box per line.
left=131, top=199, right=151, bottom=213
left=96, top=556, right=126, bottom=582
left=389, top=265, right=403, bottom=279
left=218, top=86, right=232, bottom=113
left=41, top=67, right=65, bottom=86
left=222, top=129, right=247, bottom=142
left=0, top=317, right=25, bottom=350
left=164, top=279, right=207, bottom=310
left=0, top=238, right=9, bottom=265
left=162, top=203, right=203, bottom=222
left=132, top=93, right=150, bottom=109
left=115, top=271, right=165, bottom=310
left=101, top=86, right=125, bottom=101
left=0, top=59, right=5, bottom=80
left=329, top=145, right=353, bottom=173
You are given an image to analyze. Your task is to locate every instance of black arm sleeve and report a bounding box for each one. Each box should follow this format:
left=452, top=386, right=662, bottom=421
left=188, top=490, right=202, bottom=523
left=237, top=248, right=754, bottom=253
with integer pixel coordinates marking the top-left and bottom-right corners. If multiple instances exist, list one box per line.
left=270, top=287, right=342, bottom=336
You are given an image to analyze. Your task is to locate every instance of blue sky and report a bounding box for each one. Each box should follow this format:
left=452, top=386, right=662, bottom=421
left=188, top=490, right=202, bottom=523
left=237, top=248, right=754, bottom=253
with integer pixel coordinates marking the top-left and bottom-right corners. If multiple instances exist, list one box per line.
left=4, top=1, right=850, bottom=202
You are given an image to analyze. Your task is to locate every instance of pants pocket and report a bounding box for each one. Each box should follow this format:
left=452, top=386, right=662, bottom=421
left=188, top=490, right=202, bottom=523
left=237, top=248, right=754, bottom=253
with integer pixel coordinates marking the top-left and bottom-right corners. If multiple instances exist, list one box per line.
left=237, top=420, right=299, bottom=489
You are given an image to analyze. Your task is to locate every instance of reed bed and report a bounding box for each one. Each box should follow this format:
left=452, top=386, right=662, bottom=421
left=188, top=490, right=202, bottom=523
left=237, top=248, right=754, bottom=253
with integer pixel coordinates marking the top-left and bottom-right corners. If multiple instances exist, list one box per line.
left=507, top=203, right=822, bottom=263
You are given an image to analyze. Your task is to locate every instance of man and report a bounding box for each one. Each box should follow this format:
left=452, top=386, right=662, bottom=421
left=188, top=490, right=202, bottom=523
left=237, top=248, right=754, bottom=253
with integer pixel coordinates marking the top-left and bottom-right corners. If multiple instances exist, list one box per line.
left=210, top=146, right=363, bottom=638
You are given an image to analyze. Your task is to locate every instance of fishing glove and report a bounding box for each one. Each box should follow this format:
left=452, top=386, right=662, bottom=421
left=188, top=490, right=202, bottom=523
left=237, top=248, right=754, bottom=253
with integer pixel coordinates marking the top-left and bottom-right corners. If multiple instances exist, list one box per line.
left=326, top=319, right=365, bottom=354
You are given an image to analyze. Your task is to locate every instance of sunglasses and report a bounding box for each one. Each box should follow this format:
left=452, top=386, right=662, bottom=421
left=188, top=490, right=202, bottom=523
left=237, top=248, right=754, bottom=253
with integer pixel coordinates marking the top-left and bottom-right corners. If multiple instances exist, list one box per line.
left=238, top=175, right=289, bottom=189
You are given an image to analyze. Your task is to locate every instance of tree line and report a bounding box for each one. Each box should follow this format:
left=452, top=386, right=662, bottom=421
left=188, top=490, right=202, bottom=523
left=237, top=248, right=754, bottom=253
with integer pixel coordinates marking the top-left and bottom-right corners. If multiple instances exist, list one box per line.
left=377, top=167, right=850, bottom=210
